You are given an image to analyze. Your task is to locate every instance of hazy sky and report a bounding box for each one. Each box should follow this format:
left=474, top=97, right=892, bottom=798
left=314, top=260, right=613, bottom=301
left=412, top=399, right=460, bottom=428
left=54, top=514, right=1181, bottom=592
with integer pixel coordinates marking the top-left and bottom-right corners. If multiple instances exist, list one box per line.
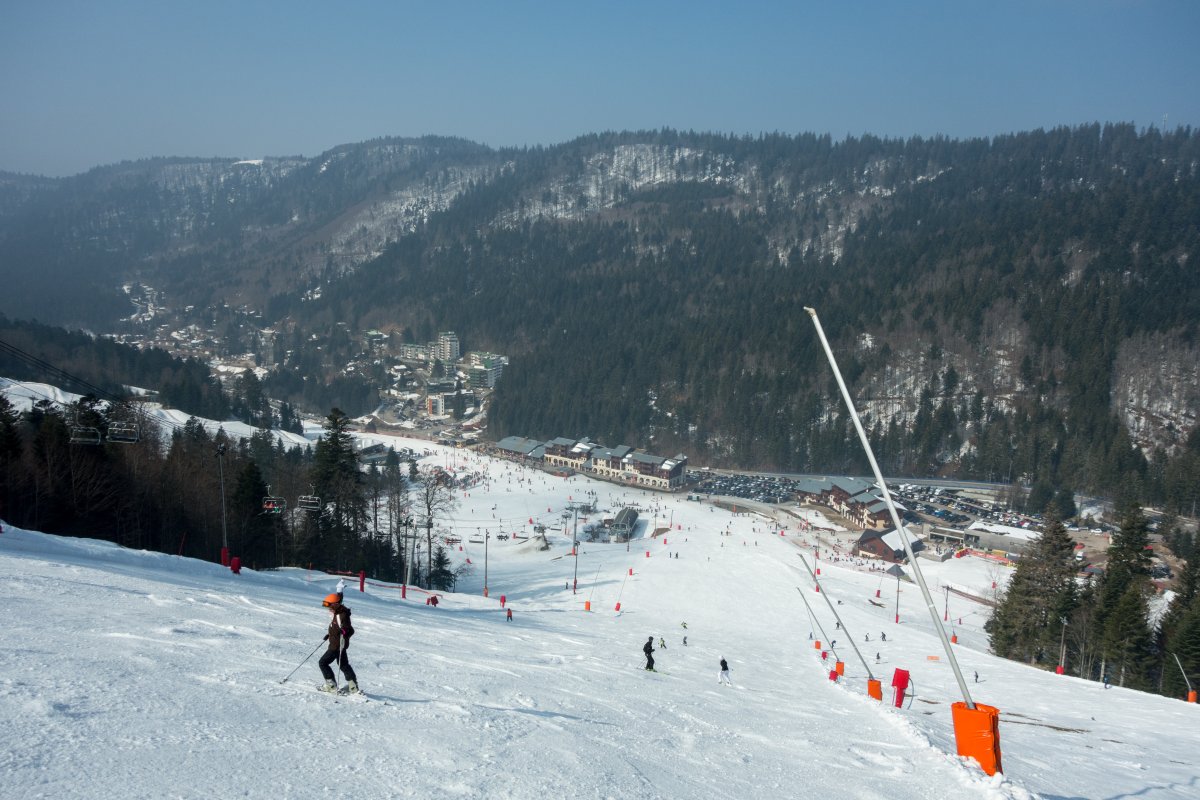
left=2, top=0, right=1198, bottom=177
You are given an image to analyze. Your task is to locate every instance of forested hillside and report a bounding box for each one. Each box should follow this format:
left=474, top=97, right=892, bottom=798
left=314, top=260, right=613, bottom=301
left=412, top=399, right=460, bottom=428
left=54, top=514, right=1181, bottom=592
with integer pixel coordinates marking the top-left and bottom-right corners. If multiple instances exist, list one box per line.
left=2, top=126, right=1198, bottom=511
left=0, top=316, right=228, bottom=419
left=287, top=126, right=1200, bottom=511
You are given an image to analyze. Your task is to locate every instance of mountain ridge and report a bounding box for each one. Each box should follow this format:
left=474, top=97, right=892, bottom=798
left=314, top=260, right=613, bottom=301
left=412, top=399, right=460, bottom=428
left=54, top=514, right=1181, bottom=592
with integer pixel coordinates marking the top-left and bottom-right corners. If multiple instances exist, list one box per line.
left=1, top=125, right=1197, bottom=503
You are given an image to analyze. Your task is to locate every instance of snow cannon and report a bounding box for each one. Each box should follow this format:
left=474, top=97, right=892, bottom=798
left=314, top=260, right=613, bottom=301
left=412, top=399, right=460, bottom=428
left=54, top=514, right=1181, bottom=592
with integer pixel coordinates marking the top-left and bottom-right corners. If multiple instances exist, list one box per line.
left=951, top=701, right=1003, bottom=776
left=891, top=668, right=910, bottom=708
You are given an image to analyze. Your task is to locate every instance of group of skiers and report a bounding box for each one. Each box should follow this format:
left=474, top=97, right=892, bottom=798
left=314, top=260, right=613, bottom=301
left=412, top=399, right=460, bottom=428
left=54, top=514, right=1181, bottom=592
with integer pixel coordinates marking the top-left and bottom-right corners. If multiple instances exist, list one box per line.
left=310, top=588, right=739, bottom=696
left=643, top=633, right=732, bottom=686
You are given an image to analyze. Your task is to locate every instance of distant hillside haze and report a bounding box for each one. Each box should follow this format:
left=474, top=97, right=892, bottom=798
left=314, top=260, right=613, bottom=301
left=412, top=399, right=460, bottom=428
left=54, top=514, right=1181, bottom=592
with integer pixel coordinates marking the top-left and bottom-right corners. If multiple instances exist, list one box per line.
left=0, top=126, right=1197, bottom=508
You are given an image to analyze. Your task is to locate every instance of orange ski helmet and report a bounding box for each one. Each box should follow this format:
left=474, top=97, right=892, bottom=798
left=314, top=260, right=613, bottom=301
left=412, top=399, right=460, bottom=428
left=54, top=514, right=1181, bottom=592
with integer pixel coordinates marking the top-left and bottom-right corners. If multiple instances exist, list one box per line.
left=322, top=593, right=340, bottom=607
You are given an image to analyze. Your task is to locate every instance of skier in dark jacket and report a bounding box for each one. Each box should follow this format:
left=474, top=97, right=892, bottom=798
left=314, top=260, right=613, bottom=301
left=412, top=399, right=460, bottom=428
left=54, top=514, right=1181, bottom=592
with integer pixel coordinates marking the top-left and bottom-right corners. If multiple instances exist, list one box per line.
left=319, top=593, right=359, bottom=693
left=643, top=636, right=656, bottom=671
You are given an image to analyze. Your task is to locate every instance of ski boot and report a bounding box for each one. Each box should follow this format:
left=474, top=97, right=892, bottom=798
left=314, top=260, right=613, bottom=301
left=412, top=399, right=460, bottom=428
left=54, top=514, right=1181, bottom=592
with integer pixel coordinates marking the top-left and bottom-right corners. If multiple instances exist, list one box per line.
left=346, top=680, right=361, bottom=694
left=319, top=680, right=338, bottom=693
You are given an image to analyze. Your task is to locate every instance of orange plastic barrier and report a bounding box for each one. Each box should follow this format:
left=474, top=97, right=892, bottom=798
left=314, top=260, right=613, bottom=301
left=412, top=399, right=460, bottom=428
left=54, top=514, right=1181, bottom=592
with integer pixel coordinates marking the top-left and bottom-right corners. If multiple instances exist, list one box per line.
left=1188, top=690, right=1197, bottom=703
left=866, top=679, right=882, bottom=701
left=584, top=601, right=591, bottom=611
left=814, top=640, right=821, bottom=649
left=951, top=701, right=1003, bottom=776
left=835, top=661, right=845, bottom=676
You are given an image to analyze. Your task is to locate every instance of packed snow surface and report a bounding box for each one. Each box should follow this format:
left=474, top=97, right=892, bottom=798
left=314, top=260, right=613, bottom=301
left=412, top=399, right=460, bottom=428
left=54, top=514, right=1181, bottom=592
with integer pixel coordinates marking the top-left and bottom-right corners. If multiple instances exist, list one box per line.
left=2, top=439, right=1197, bottom=799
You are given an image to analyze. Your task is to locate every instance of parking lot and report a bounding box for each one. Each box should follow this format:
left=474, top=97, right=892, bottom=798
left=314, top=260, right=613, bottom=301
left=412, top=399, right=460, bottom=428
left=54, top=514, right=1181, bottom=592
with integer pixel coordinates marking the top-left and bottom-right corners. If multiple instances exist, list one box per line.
left=688, top=470, right=801, bottom=504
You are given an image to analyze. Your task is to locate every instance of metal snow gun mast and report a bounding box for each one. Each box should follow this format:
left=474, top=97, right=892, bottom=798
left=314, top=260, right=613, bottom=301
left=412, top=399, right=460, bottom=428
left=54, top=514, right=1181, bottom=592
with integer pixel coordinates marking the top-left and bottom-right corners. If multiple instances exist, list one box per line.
left=804, top=306, right=1002, bottom=777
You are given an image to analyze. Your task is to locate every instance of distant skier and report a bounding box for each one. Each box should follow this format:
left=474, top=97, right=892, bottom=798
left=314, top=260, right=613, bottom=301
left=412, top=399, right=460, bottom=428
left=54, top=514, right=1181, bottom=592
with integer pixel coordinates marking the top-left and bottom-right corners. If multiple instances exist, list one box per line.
left=659, top=637, right=668, bottom=650
left=881, top=632, right=887, bottom=642
left=644, top=636, right=656, bottom=671
left=718, top=658, right=732, bottom=686
left=973, top=671, right=979, bottom=683
left=682, top=636, right=688, bottom=646
left=319, top=593, right=359, bottom=694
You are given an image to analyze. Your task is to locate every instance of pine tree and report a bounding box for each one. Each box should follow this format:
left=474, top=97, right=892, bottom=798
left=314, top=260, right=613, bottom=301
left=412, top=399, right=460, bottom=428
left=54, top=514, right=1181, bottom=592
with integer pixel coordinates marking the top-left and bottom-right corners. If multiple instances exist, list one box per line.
left=311, top=408, right=365, bottom=570
left=0, top=394, right=22, bottom=514
left=429, top=545, right=454, bottom=590
left=987, top=513, right=1078, bottom=666
left=1101, top=586, right=1155, bottom=689
left=1157, top=552, right=1200, bottom=693
left=1162, top=598, right=1200, bottom=699
left=1092, top=504, right=1155, bottom=682
left=231, top=459, right=277, bottom=568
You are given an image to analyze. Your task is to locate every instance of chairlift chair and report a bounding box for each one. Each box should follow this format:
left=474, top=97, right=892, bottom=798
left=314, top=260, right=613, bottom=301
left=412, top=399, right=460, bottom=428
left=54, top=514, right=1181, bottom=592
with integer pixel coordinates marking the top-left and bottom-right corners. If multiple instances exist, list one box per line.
left=262, top=496, right=287, bottom=515
left=69, top=425, right=102, bottom=445
left=107, top=421, right=140, bottom=444
left=297, top=494, right=322, bottom=512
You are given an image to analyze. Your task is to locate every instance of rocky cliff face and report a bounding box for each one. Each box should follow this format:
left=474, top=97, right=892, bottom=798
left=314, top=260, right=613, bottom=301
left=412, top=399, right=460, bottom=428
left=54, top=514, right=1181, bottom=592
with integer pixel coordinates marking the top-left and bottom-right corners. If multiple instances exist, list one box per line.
left=1113, top=332, right=1200, bottom=454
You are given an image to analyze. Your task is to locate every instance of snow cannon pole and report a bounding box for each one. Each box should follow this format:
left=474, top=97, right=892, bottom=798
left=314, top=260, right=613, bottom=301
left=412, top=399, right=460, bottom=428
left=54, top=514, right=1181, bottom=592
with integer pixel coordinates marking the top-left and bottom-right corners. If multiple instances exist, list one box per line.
left=1171, top=652, right=1195, bottom=700
left=794, top=586, right=836, bottom=662
left=798, top=554, right=874, bottom=682
left=587, top=565, right=601, bottom=602
left=615, top=571, right=629, bottom=611
left=805, top=307, right=999, bottom=775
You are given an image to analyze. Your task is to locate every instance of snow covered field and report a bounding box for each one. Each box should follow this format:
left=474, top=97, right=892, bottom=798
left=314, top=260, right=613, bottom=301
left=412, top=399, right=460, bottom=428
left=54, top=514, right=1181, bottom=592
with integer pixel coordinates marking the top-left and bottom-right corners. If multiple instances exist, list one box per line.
left=2, top=438, right=1197, bottom=799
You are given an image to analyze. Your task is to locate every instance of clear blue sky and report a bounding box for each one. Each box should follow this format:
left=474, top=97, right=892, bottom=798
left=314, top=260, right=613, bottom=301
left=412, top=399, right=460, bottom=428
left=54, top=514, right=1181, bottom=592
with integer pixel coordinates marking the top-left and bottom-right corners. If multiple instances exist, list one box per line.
left=2, top=0, right=1198, bottom=177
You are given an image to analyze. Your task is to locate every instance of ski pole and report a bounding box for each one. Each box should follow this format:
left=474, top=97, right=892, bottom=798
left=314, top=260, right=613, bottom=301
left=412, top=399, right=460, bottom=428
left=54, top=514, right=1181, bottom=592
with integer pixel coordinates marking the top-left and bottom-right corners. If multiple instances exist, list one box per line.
left=280, top=640, right=325, bottom=684
left=336, top=639, right=346, bottom=690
